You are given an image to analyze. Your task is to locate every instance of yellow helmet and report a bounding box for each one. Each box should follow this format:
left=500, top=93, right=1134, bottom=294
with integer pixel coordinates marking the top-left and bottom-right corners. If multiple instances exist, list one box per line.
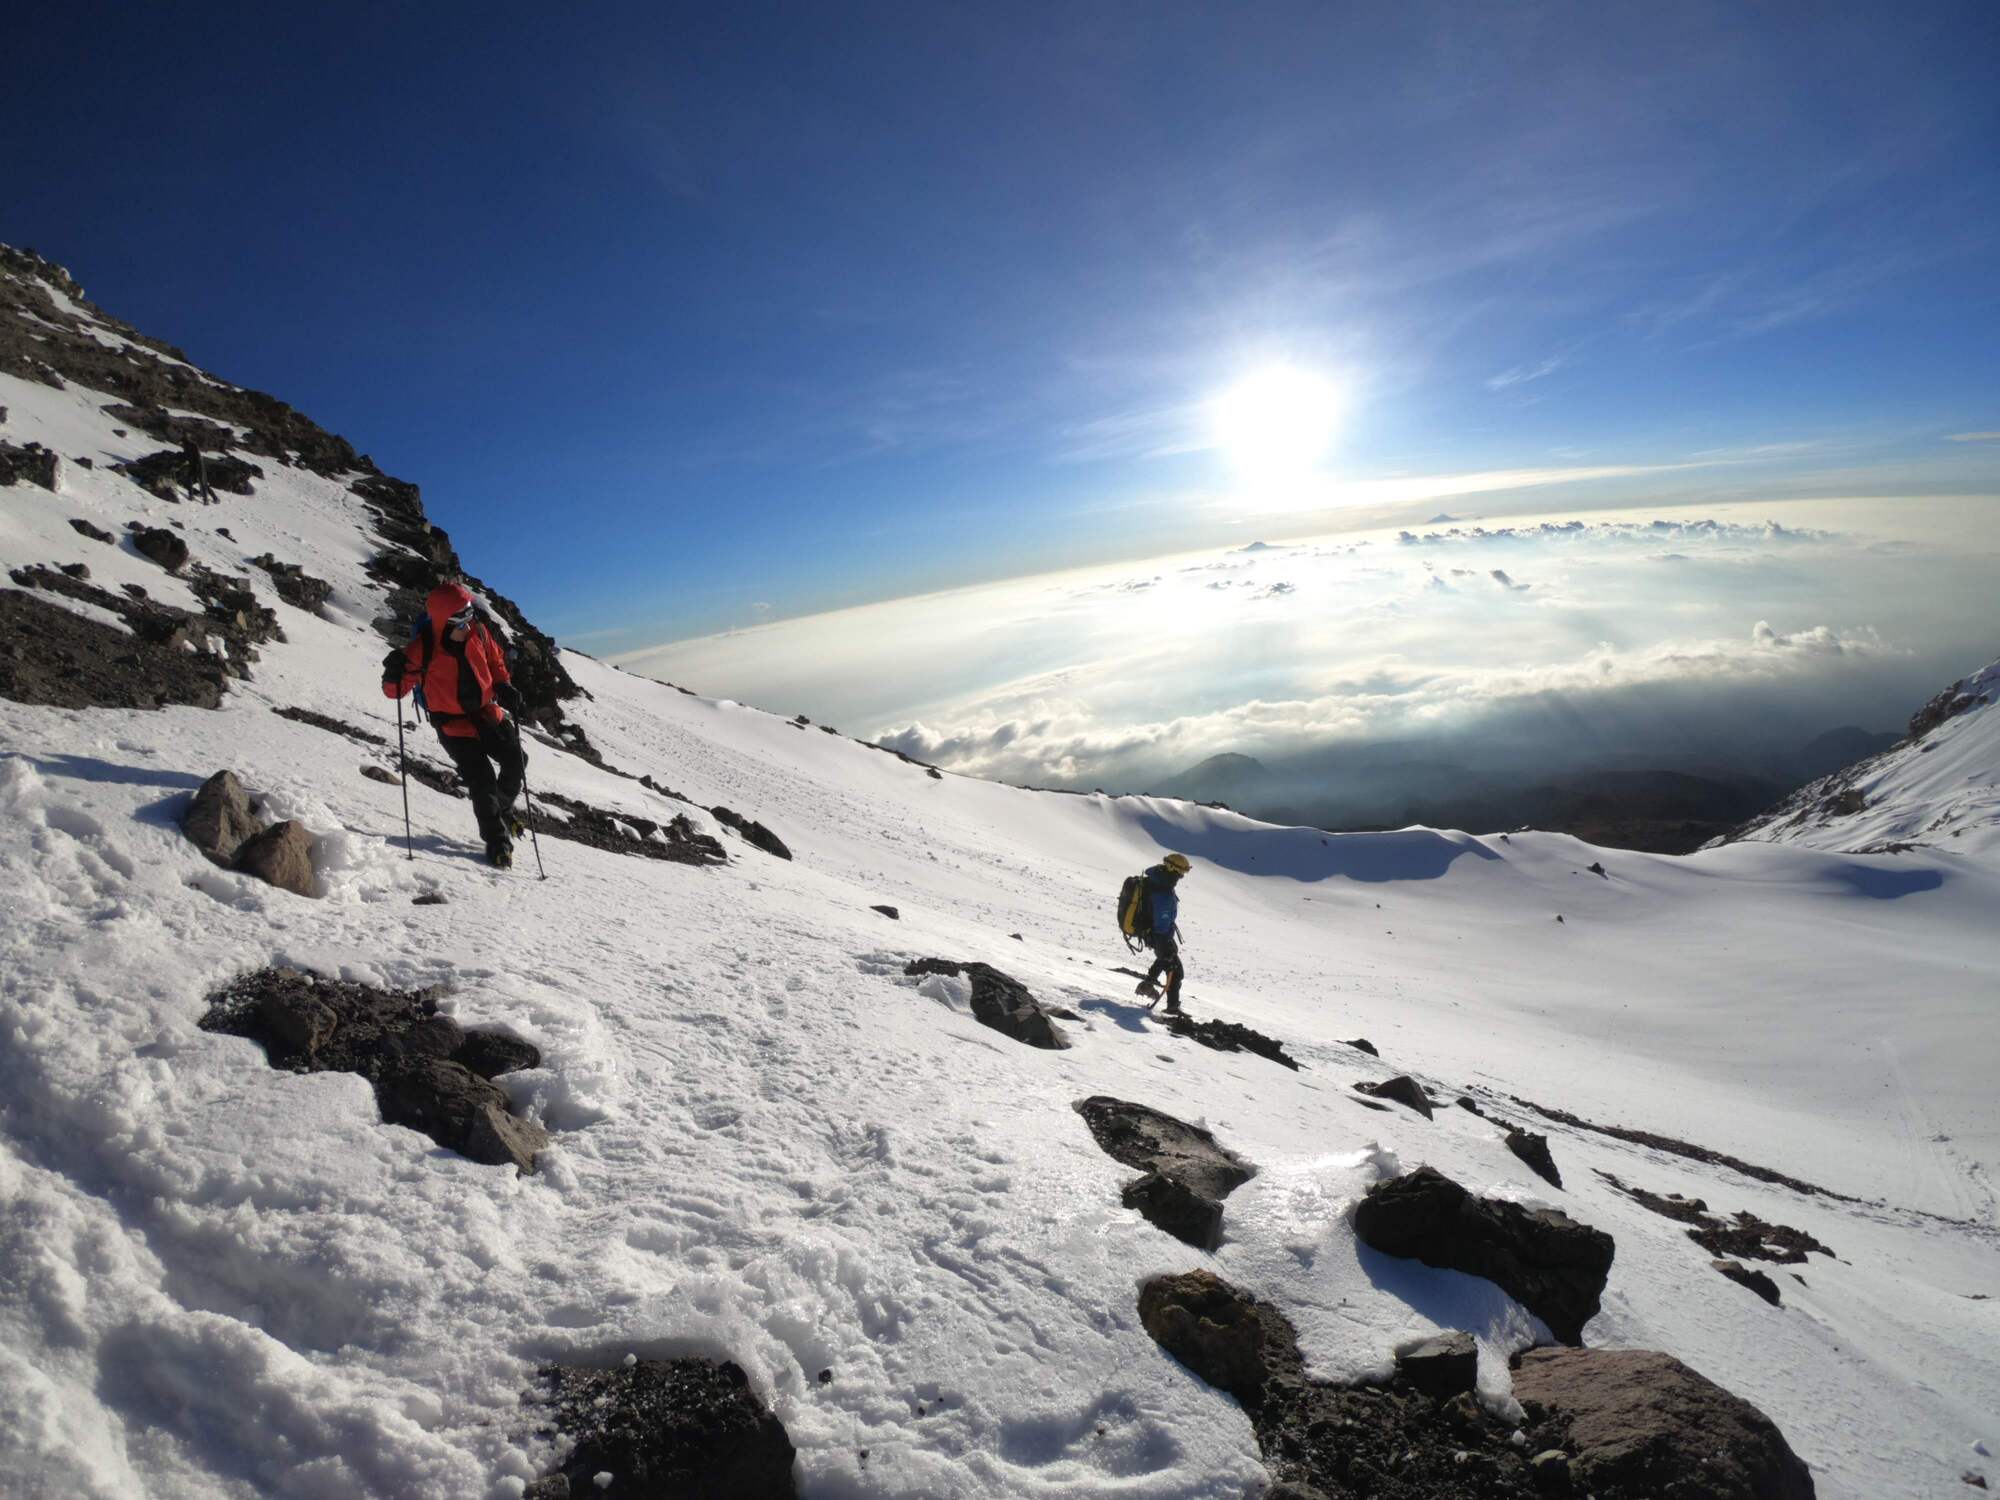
left=1162, top=852, right=1192, bottom=876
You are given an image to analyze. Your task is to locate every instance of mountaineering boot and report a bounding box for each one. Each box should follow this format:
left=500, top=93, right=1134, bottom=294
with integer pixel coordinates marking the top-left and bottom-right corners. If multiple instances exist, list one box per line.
left=507, top=812, right=525, bottom=840
left=487, top=836, right=514, bottom=870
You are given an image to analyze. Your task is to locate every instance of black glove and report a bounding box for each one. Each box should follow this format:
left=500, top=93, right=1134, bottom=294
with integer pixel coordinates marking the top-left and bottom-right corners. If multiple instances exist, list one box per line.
left=380, top=648, right=406, bottom=688
left=495, top=682, right=524, bottom=715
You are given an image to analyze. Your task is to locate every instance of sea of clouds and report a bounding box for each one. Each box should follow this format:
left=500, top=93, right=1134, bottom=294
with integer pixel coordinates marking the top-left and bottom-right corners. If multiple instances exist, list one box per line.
left=619, top=496, right=1997, bottom=793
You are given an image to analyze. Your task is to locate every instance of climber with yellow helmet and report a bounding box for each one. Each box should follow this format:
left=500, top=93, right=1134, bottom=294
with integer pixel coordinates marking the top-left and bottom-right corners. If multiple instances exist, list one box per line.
left=1132, top=852, right=1192, bottom=1013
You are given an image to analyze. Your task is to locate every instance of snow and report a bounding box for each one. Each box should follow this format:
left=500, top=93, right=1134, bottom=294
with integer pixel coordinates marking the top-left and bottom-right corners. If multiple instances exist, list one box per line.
left=3, top=296, right=1999, bottom=1498
left=1737, top=659, right=2000, bottom=858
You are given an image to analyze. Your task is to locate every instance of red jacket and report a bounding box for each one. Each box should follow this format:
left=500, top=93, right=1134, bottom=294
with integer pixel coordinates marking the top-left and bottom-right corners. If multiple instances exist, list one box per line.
left=382, top=584, right=513, bottom=738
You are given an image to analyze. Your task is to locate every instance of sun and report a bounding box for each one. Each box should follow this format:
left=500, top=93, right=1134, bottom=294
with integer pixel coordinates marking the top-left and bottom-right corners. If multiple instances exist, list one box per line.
left=1212, top=365, right=1345, bottom=482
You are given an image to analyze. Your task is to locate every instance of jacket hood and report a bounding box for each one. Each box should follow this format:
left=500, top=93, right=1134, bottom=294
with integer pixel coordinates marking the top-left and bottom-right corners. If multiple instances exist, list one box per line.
left=425, top=582, right=474, bottom=630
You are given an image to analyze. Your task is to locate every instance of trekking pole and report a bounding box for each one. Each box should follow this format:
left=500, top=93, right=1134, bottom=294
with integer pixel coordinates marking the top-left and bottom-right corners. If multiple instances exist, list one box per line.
left=519, top=761, right=547, bottom=880
left=395, top=707, right=414, bottom=860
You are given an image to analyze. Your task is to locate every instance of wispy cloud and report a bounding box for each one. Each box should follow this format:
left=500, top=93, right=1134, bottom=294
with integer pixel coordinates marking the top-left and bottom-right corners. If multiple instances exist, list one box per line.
left=1946, top=431, right=2000, bottom=443
left=1486, top=355, right=1566, bottom=391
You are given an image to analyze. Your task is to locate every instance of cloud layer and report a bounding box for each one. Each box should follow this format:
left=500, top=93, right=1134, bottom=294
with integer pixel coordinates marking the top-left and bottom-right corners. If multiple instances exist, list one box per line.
left=620, top=497, right=1997, bottom=794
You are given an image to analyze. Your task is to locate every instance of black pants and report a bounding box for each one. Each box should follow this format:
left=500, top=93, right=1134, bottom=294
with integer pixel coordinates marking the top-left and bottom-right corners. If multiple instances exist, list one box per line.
left=1146, top=933, right=1185, bottom=1005
left=438, top=717, right=525, bottom=848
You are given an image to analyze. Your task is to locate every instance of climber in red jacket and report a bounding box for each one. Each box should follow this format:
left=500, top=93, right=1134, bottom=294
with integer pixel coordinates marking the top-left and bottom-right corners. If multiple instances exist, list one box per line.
left=382, top=581, right=528, bottom=867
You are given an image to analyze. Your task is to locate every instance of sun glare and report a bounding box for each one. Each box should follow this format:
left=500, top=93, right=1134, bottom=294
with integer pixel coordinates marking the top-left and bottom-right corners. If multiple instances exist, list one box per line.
left=1212, top=365, right=1345, bottom=481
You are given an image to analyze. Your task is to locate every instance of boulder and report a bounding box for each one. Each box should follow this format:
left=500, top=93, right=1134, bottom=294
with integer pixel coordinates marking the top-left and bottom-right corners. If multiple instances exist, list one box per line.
left=1343, top=1037, right=1379, bottom=1056
left=1075, top=1096, right=1254, bottom=1248
left=1353, top=1166, right=1615, bottom=1345
left=131, top=524, right=189, bottom=572
left=1137, top=1269, right=1286, bottom=1399
left=233, top=818, right=315, bottom=896
left=248, top=552, right=332, bottom=611
left=711, top=804, right=792, bottom=860
left=905, top=959, right=1069, bottom=1049
left=69, top=517, right=115, bottom=544
left=465, top=1100, right=549, bottom=1174
left=1122, top=1172, right=1225, bottom=1252
left=453, top=1030, right=542, bottom=1079
left=200, top=967, right=549, bottom=1172
left=1713, top=1259, right=1783, bottom=1306
left=1507, top=1128, right=1564, bottom=1189
left=360, top=763, right=397, bottom=784
left=1393, top=1330, right=1478, bottom=1400
left=1074, top=1095, right=1254, bottom=1203
left=535, top=1357, right=798, bottom=1499
left=0, top=440, right=59, bottom=490
left=871, top=904, right=900, bottom=920
left=183, top=770, right=261, bottom=865
left=1512, top=1346, right=1816, bottom=1499
left=1354, top=1074, right=1434, bottom=1118
left=1159, top=1012, right=1300, bottom=1070
left=1138, top=1268, right=1579, bottom=1498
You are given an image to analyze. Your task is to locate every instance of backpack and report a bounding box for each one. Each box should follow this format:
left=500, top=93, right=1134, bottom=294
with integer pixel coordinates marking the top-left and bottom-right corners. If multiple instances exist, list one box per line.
left=1117, top=873, right=1152, bottom=946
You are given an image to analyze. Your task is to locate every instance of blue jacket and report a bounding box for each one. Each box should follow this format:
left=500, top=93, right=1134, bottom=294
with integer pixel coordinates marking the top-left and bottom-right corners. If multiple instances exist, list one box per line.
left=1145, top=866, right=1180, bottom=937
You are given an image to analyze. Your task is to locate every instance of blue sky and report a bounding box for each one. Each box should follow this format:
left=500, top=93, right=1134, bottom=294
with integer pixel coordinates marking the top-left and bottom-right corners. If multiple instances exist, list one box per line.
left=8, top=2, right=1998, bottom=653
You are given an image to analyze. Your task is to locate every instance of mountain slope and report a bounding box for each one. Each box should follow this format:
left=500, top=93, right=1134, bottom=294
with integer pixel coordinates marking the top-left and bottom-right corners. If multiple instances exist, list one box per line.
left=2, top=247, right=1996, bottom=1499
left=1726, top=659, right=2000, bottom=857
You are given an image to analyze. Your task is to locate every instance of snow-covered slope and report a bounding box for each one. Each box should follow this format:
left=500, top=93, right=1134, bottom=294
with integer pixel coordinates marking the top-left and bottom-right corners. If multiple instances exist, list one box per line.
left=1727, top=658, right=2000, bottom=858
left=2, top=247, right=1996, bottom=1499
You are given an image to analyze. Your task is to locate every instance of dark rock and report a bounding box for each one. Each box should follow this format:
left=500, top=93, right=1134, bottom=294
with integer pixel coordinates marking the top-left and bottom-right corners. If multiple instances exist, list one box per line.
left=184, top=770, right=262, bottom=865
left=0, top=588, right=228, bottom=710
left=256, top=989, right=338, bottom=1059
left=1159, top=1012, right=1301, bottom=1070
left=1138, top=1270, right=1287, bottom=1398
left=534, top=1357, right=798, bottom=1499
left=1911, top=668, right=1999, bottom=740
left=199, top=967, right=548, bottom=1172
left=1074, top=1095, right=1253, bottom=1246
left=248, top=552, right=333, bottom=612
left=1394, top=1330, right=1478, bottom=1400
left=1529, top=1448, right=1572, bottom=1490
left=375, top=1056, right=509, bottom=1147
left=926, top=766, right=942, bottom=779
left=130, top=525, right=189, bottom=572
left=1964, top=1472, right=1989, bottom=1490
left=1599, top=1172, right=1833, bottom=1262
left=529, top=791, right=728, bottom=866
left=1009, top=932, right=1024, bottom=940
left=1512, top=1346, right=1815, bottom=1499
left=905, top=959, right=1069, bottom=1049
left=1712, top=1259, right=1783, bottom=1306
left=1122, top=1171, right=1225, bottom=1251
left=1139, top=1269, right=1575, bottom=1497
left=464, top=1100, right=550, bottom=1173
left=1354, top=1074, right=1434, bottom=1118
left=1343, top=1037, right=1379, bottom=1056
left=412, top=891, right=448, bottom=905
left=59, top=561, right=89, bottom=579
left=361, top=763, right=398, bottom=784
left=453, top=1030, right=541, bottom=1078
left=233, top=819, right=315, bottom=896
left=1507, top=1129, right=1564, bottom=1189
left=1586, top=861, right=1606, bottom=876
left=0, top=439, right=59, bottom=490
left=69, top=517, right=115, bottom=543
left=712, top=804, right=792, bottom=859
left=115, top=446, right=264, bottom=498
left=871, top=904, right=900, bottom=920
left=1456, top=1095, right=1486, bottom=1116
left=1353, top=1166, right=1615, bottom=1345
left=273, top=704, right=389, bottom=746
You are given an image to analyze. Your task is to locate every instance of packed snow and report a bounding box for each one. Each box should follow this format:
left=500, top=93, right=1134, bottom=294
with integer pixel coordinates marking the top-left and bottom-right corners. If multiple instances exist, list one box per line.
left=2, top=262, right=1997, bottom=1498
